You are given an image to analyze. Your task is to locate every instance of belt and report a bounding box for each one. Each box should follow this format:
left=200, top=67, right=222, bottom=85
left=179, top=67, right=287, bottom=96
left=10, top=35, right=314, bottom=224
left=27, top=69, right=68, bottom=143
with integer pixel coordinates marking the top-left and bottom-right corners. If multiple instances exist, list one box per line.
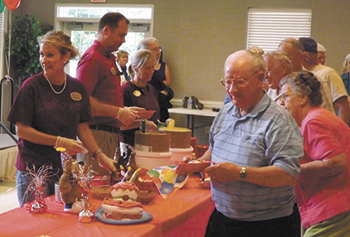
left=89, top=125, right=119, bottom=134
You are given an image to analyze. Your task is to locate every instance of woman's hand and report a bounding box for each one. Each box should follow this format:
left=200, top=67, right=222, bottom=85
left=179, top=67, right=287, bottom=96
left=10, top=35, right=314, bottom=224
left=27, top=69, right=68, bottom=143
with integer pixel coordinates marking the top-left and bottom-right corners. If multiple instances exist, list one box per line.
left=55, top=136, right=87, bottom=155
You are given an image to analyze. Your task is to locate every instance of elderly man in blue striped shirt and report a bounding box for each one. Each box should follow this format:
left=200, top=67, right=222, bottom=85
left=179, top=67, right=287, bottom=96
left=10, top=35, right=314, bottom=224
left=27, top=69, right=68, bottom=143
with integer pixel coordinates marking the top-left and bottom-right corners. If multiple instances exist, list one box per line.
left=201, top=49, right=304, bottom=237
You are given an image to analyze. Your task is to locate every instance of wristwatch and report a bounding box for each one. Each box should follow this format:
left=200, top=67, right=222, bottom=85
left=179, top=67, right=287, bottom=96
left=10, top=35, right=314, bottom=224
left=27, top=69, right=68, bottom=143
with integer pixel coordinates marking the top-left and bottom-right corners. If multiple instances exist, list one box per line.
left=239, top=167, right=247, bottom=179
left=92, top=148, right=103, bottom=159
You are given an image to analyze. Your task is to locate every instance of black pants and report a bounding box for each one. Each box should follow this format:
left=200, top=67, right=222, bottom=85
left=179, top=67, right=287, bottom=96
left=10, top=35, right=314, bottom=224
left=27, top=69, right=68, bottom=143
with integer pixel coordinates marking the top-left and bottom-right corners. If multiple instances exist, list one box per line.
left=205, top=203, right=301, bottom=237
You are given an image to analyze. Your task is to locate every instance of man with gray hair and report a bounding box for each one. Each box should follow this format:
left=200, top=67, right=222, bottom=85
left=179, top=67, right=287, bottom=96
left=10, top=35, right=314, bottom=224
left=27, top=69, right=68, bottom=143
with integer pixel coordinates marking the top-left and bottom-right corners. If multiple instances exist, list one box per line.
left=263, top=51, right=293, bottom=103
left=317, top=43, right=327, bottom=65
left=278, top=37, right=305, bottom=72
left=201, top=49, right=303, bottom=237
left=300, top=37, right=350, bottom=125
left=278, top=37, right=346, bottom=122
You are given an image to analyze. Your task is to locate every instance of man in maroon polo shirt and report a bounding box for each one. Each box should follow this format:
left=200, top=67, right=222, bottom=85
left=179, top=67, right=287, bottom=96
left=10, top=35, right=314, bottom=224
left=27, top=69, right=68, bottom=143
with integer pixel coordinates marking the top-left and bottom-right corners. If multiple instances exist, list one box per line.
left=76, top=12, right=143, bottom=174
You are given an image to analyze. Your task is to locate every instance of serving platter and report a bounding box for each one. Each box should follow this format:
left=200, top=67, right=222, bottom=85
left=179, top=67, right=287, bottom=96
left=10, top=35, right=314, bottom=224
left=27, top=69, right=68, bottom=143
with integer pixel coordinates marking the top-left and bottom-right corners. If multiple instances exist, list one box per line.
left=95, top=207, right=152, bottom=225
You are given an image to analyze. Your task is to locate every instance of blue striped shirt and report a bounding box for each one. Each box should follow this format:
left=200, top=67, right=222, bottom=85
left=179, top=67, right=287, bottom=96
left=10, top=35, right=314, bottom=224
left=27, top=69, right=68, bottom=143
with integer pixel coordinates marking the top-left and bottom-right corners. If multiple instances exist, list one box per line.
left=209, top=93, right=303, bottom=221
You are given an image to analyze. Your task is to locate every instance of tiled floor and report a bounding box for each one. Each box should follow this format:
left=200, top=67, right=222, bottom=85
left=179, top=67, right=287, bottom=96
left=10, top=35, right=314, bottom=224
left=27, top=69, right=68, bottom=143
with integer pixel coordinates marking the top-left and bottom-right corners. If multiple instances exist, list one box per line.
left=0, top=178, right=19, bottom=214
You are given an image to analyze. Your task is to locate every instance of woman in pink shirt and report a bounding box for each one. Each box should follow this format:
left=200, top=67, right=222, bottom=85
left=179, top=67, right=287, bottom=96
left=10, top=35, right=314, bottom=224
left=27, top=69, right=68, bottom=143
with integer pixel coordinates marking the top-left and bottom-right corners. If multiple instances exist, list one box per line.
left=279, top=70, right=350, bottom=237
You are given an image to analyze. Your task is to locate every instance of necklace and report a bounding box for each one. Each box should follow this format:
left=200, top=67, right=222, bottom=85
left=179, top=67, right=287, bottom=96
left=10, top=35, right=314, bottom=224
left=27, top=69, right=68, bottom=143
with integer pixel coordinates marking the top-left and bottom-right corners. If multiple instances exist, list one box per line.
left=44, top=73, right=67, bottom=94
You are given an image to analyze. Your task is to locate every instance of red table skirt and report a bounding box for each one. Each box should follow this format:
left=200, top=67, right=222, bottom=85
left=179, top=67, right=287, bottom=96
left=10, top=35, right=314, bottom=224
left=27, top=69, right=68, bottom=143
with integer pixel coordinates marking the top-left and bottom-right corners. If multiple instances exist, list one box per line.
left=0, top=176, right=214, bottom=237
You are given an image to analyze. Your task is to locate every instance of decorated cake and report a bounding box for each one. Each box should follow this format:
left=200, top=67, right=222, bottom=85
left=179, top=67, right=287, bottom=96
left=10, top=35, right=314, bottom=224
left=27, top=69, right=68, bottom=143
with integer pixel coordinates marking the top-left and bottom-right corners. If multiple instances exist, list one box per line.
left=101, top=182, right=143, bottom=220
left=134, top=169, right=159, bottom=204
left=159, top=127, right=192, bottom=148
left=135, top=131, right=171, bottom=152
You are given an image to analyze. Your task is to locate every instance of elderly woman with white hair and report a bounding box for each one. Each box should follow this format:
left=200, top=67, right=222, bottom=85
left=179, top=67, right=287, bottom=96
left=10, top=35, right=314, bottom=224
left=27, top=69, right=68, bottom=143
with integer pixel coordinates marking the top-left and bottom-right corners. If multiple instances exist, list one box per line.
left=280, top=70, right=350, bottom=237
left=137, top=37, right=174, bottom=122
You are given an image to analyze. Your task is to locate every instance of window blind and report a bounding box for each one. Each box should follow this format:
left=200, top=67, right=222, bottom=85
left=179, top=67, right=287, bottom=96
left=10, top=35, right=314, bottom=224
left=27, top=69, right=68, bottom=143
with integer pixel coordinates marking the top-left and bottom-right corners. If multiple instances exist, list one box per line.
left=247, top=9, right=312, bottom=52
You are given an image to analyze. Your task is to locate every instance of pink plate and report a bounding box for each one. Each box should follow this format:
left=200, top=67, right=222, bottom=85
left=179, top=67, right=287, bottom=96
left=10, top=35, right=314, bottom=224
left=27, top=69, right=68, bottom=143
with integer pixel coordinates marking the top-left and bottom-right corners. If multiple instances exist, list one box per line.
left=135, top=110, right=156, bottom=119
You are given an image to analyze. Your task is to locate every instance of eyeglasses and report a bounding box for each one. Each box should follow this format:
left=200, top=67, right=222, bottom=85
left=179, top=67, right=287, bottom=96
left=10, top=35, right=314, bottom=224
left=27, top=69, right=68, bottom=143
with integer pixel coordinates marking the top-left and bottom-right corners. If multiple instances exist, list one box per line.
left=221, top=71, right=260, bottom=87
left=278, top=92, right=297, bottom=101
left=150, top=47, right=160, bottom=53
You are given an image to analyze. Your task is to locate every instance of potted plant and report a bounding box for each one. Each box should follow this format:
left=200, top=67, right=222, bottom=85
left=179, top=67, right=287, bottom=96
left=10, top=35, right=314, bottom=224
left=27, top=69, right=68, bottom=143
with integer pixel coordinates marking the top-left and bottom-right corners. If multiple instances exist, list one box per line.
left=6, top=14, right=53, bottom=83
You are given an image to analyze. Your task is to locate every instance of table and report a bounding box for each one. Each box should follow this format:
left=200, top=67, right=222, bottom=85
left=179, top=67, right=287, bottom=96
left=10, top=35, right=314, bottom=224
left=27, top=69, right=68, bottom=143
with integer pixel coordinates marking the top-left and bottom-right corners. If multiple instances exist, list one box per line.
left=0, top=134, right=18, bottom=180
left=0, top=146, right=17, bottom=181
left=168, top=108, right=218, bottom=136
left=0, top=176, right=214, bottom=237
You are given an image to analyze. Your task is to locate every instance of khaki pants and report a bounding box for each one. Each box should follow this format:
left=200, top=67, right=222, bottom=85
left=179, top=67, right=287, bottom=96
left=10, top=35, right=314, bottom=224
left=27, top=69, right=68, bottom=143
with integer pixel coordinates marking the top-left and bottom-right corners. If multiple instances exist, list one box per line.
left=77, top=130, right=119, bottom=175
left=303, top=210, right=350, bottom=237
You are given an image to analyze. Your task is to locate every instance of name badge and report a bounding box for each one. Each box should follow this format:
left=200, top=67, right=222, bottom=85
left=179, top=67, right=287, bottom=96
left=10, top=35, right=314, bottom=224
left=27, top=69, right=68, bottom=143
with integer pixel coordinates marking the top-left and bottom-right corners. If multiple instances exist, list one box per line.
left=133, top=90, right=141, bottom=97
left=110, top=67, right=117, bottom=75
left=71, top=92, right=82, bottom=101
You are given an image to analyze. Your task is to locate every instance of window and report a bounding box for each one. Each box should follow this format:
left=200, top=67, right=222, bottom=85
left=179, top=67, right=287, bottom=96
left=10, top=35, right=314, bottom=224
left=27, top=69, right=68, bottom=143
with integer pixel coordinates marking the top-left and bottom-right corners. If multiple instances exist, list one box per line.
left=55, top=4, right=154, bottom=77
left=56, top=5, right=152, bottom=19
left=247, top=8, right=312, bottom=52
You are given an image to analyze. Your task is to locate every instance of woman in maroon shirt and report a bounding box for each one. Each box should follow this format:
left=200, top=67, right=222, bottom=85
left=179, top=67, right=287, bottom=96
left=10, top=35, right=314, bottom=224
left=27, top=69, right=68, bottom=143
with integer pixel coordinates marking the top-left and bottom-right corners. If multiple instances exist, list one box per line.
left=7, top=31, right=116, bottom=206
left=119, top=49, right=160, bottom=155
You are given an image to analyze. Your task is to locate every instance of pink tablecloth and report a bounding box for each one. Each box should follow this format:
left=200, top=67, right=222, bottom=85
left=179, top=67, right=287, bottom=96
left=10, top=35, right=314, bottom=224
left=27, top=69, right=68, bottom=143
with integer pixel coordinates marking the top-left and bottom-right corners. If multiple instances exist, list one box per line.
left=0, top=176, right=214, bottom=237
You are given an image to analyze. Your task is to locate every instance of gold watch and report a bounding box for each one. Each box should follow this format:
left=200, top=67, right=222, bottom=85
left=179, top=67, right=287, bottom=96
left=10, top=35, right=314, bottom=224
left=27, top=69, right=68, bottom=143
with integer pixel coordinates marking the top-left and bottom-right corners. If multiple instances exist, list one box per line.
left=239, top=167, right=247, bottom=179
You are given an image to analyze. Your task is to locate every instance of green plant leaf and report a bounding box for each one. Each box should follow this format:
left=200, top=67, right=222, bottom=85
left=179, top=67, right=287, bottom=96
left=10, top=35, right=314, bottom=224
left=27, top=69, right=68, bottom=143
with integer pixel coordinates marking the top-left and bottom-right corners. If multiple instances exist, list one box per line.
left=5, top=14, right=53, bottom=82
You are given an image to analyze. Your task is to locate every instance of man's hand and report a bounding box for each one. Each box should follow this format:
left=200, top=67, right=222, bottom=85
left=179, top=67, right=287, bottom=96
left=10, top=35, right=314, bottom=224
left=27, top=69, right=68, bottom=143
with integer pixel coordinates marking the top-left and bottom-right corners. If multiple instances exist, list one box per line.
left=116, top=107, right=145, bottom=126
left=95, top=153, right=119, bottom=174
left=205, top=162, right=240, bottom=182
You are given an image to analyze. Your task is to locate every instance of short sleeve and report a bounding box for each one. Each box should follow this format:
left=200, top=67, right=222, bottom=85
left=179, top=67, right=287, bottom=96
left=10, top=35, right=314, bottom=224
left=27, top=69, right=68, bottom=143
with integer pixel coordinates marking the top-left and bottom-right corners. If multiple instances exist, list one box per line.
left=7, top=81, right=35, bottom=126
left=302, top=119, right=344, bottom=160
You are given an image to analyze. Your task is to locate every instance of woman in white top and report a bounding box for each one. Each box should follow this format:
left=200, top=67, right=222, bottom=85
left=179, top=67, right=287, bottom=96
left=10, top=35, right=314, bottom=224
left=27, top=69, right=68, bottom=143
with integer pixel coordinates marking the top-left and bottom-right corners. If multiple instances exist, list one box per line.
left=116, top=50, right=130, bottom=85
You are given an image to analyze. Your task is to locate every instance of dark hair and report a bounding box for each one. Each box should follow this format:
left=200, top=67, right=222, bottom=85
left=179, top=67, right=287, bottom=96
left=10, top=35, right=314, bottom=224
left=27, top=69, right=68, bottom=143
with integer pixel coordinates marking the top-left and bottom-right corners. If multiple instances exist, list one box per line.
left=98, top=12, right=130, bottom=33
left=280, top=70, right=323, bottom=107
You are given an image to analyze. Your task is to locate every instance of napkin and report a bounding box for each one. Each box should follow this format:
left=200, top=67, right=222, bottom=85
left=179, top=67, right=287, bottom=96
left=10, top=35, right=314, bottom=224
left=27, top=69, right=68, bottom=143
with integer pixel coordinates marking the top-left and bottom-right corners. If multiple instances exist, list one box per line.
left=147, top=165, right=188, bottom=198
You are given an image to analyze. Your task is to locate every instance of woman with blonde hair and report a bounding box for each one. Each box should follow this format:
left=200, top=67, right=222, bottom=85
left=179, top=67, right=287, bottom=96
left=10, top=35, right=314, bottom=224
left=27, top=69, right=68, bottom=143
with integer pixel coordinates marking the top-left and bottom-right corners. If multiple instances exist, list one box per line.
left=119, top=49, right=159, bottom=154
left=116, top=49, right=130, bottom=84
left=7, top=31, right=117, bottom=207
